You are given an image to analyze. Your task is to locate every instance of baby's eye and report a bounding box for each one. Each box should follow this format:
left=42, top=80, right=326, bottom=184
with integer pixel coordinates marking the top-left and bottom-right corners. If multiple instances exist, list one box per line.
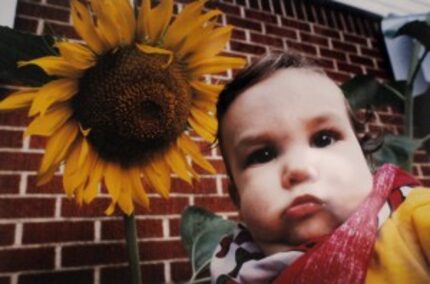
left=245, top=147, right=277, bottom=166
left=310, top=129, right=340, bottom=148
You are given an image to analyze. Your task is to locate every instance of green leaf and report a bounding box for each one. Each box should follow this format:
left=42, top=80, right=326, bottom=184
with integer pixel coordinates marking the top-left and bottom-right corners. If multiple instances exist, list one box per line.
left=180, top=206, right=236, bottom=276
left=341, top=75, right=404, bottom=110
left=395, top=20, right=430, bottom=50
left=0, top=26, right=58, bottom=86
left=372, top=134, right=422, bottom=170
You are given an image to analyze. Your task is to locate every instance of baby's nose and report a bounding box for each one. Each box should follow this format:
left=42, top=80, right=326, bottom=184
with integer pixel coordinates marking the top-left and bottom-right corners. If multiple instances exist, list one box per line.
left=282, top=167, right=318, bottom=189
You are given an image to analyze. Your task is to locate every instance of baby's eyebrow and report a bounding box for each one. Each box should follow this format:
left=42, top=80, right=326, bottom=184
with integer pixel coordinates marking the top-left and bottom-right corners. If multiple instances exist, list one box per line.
left=234, top=132, right=273, bottom=152
left=305, top=113, right=343, bottom=131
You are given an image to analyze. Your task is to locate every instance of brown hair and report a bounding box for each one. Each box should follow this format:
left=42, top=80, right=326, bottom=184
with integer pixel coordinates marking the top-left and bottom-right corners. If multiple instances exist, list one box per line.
left=216, top=51, right=380, bottom=206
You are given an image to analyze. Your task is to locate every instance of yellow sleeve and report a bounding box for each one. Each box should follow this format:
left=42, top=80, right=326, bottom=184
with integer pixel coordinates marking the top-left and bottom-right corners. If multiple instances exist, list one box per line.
left=366, top=187, right=430, bottom=284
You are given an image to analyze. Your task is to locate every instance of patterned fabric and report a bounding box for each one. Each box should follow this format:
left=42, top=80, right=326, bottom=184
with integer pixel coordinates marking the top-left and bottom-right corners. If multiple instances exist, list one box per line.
left=210, top=164, right=420, bottom=284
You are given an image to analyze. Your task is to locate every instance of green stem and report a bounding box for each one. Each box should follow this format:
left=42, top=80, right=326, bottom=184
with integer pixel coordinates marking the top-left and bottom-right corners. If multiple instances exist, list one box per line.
left=124, top=214, right=142, bottom=284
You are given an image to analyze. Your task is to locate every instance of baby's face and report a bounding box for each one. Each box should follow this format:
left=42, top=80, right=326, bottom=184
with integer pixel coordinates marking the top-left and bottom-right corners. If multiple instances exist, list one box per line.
left=221, top=68, right=373, bottom=255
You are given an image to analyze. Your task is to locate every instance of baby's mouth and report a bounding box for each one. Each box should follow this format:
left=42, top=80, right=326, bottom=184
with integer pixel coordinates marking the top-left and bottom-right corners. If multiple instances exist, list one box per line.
left=284, top=194, right=324, bottom=220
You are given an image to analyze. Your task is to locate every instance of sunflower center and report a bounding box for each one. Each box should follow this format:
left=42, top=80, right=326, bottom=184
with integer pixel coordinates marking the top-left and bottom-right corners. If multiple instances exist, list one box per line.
left=72, top=46, right=192, bottom=167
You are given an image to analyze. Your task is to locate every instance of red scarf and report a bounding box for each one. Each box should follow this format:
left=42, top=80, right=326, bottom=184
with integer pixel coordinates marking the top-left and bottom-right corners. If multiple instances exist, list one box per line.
left=273, top=164, right=419, bottom=284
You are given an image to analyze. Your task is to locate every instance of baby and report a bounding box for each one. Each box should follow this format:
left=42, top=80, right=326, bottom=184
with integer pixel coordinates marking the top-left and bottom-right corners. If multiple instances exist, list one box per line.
left=211, top=52, right=430, bottom=283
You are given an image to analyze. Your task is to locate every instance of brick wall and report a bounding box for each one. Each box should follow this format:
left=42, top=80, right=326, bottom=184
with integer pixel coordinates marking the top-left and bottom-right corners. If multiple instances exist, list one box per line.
left=0, top=0, right=429, bottom=283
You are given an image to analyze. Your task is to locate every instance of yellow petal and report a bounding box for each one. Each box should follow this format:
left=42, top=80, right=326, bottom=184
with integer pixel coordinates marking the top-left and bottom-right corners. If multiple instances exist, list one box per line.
left=36, top=166, right=58, bottom=186
left=56, top=41, right=95, bottom=69
left=104, top=201, right=117, bottom=215
left=118, top=175, right=134, bottom=215
left=29, top=79, right=78, bottom=116
left=38, top=121, right=79, bottom=181
left=190, top=56, right=246, bottom=77
left=136, top=44, right=173, bottom=68
left=71, top=0, right=107, bottom=54
left=19, top=56, right=83, bottom=78
left=63, top=140, right=84, bottom=197
left=78, top=138, right=89, bottom=168
left=0, top=89, right=37, bottom=110
left=178, top=134, right=216, bottom=174
left=142, top=162, right=170, bottom=199
left=116, top=0, right=136, bottom=45
left=190, top=80, right=223, bottom=100
left=185, top=26, right=233, bottom=63
left=164, top=0, right=206, bottom=50
left=104, top=163, right=123, bottom=202
left=137, top=0, right=151, bottom=41
left=148, top=0, right=173, bottom=42
left=192, top=96, right=216, bottom=113
left=90, top=0, right=121, bottom=48
left=188, top=115, right=216, bottom=142
left=25, top=103, right=73, bottom=137
left=165, top=145, right=193, bottom=184
left=83, top=157, right=105, bottom=204
left=176, top=20, right=215, bottom=58
left=129, top=167, right=150, bottom=209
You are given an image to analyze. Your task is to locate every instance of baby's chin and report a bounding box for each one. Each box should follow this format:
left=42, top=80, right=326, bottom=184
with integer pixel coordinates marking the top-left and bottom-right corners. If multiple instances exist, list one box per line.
left=258, top=210, right=341, bottom=256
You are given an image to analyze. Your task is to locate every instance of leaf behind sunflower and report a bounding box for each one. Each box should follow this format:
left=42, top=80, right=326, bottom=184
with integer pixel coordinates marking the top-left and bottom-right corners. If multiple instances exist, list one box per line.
left=0, top=26, right=57, bottom=86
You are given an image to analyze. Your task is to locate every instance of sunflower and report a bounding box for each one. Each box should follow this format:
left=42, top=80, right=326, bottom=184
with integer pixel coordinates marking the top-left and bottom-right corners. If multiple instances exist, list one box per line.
left=0, top=0, right=245, bottom=215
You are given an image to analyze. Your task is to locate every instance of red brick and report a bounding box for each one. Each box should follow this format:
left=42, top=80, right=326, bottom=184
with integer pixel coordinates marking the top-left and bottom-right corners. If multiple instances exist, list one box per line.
left=379, top=114, right=403, bottom=126
left=421, top=165, right=430, bottom=176
left=0, top=224, right=15, bottom=246
left=14, top=17, right=39, bottom=33
left=286, top=40, right=317, bottom=55
left=100, top=263, right=164, bottom=284
left=43, top=22, right=80, bottom=40
left=0, top=277, right=10, bottom=284
left=27, top=175, right=62, bottom=194
left=320, top=48, right=347, bottom=61
left=17, top=2, right=70, bottom=22
left=349, top=54, right=374, bottom=67
left=194, top=196, right=236, bottom=212
left=0, top=175, right=20, bottom=194
left=250, top=33, right=283, bottom=48
left=46, top=0, right=70, bottom=7
left=326, top=70, right=351, bottom=83
left=337, top=62, right=363, bottom=74
left=171, top=177, right=217, bottom=194
left=265, top=24, right=297, bottom=39
left=420, top=178, right=430, bottom=187
left=245, top=9, right=277, bottom=23
left=281, top=18, right=311, bottom=32
left=61, top=197, right=112, bottom=217
left=101, top=219, right=163, bottom=240
left=360, top=46, right=382, bottom=58
left=313, top=26, right=340, bottom=39
left=140, top=240, right=188, bottom=260
left=232, top=28, right=246, bottom=41
left=18, top=270, right=93, bottom=284
left=169, top=217, right=181, bottom=237
left=248, top=0, right=260, bottom=9
left=23, top=221, right=94, bottom=244
left=29, top=136, right=47, bottom=149
left=344, top=33, right=368, bottom=45
left=226, top=16, right=262, bottom=32
left=62, top=243, right=126, bottom=267
left=0, top=152, right=42, bottom=171
left=135, top=197, right=190, bottom=215
left=0, top=111, right=31, bottom=127
left=194, top=159, right=225, bottom=174
left=365, top=68, right=389, bottom=80
left=312, top=57, right=335, bottom=70
left=0, top=198, right=55, bottom=218
left=331, top=39, right=358, bottom=53
left=0, top=247, right=54, bottom=272
left=206, top=1, right=241, bottom=15
left=299, top=32, right=328, bottom=47
left=171, top=261, right=194, bottom=282
left=230, top=41, right=266, bottom=55
left=0, top=130, right=23, bottom=148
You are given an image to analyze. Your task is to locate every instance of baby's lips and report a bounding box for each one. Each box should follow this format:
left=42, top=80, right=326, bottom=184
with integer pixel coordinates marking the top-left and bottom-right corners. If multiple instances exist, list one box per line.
left=284, top=194, right=323, bottom=219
